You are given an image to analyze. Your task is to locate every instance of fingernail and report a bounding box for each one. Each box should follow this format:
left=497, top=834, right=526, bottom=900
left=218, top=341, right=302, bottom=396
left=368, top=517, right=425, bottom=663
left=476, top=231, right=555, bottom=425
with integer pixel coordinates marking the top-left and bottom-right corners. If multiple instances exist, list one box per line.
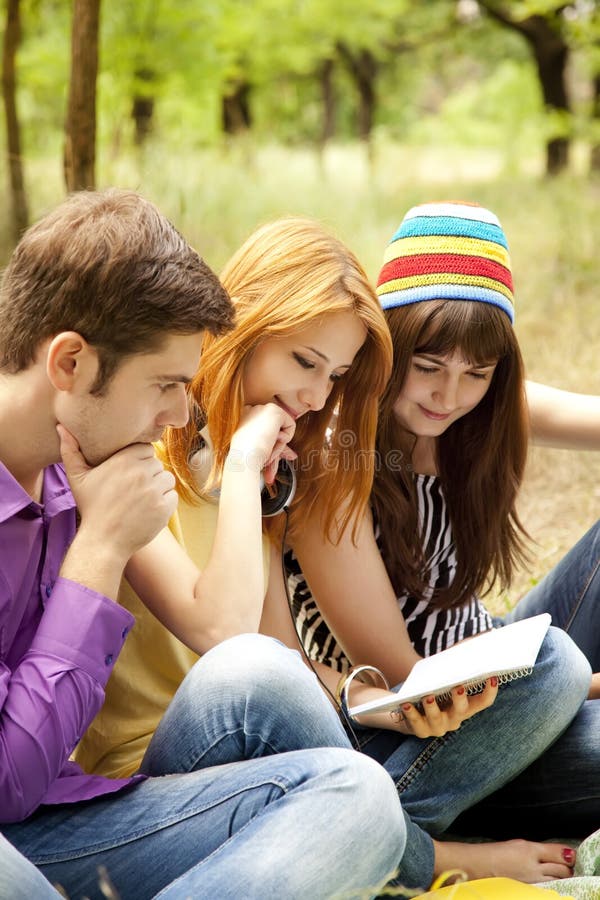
left=490, top=676, right=498, bottom=687
left=426, top=696, right=435, bottom=705
left=402, top=704, right=412, bottom=712
left=456, top=686, right=465, bottom=695
left=562, top=848, right=575, bottom=865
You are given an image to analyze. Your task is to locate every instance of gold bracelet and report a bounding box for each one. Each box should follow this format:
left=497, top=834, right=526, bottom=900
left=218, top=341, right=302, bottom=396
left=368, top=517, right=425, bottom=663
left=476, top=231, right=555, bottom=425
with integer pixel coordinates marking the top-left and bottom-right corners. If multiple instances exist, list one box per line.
left=335, top=670, right=349, bottom=707
left=335, top=665, right=390, bottom=722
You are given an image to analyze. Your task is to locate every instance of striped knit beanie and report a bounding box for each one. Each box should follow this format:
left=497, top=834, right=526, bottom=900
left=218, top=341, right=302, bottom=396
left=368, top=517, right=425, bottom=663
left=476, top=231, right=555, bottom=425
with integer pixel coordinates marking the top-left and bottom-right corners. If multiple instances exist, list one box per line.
left=376, top=201, right=514, bottom=323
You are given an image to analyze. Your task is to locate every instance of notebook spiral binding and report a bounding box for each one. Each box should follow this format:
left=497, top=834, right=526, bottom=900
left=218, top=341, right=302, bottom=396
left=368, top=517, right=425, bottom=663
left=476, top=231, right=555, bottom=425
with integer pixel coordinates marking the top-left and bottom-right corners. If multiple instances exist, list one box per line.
left=430, top=666, right=534, bottom=706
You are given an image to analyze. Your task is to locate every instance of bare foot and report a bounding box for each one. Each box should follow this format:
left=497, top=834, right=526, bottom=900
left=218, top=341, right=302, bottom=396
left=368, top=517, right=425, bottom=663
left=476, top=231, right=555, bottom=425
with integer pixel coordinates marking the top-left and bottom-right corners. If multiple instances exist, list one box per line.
left=588, top=672, right=600, bottom=700
left=434, top=838, right=576, bottom=883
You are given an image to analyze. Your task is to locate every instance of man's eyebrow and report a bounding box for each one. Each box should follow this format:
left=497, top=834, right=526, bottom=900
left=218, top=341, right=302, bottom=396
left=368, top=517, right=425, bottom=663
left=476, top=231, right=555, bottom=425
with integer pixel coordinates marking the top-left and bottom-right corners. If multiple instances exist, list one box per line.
left=302, top=346, right=352, bottom=369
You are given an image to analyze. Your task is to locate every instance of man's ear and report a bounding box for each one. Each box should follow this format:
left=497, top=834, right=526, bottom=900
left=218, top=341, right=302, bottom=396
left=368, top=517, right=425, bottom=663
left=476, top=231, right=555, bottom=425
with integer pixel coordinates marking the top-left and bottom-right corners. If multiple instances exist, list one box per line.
left=46, top=332, right=99, bottom=392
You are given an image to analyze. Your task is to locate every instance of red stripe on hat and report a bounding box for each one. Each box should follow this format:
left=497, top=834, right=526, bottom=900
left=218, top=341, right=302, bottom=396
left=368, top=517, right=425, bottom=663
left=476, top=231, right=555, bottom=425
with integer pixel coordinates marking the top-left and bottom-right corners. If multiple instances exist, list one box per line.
left=378, top=254, right=513, bottom=290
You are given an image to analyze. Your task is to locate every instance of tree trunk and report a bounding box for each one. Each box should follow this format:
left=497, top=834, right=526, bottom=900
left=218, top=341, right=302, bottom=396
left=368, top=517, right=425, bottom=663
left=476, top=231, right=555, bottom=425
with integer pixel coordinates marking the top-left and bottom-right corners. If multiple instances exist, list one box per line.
left=336, top=43, right=378, bottom=143
left=132, top=67, right=155, bottom=145
left=319, top=58, right=336, bottom=147
left=64, top=0, right=100, bottom=192
left=591, top=73, right=600, bottom=172
left=355, top=49, right=377, bottom=142
left=2, top=0, right=28, bottom=240
left=527, top=17, right=570, bottom=175
left=222, top=80, right=252, bottom=135
left=477, top=3, right=571, bottom=176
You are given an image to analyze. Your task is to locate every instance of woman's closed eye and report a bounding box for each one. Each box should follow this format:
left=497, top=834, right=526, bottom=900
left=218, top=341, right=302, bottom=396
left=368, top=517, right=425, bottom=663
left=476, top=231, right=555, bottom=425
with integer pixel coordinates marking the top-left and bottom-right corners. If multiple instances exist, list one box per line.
left=413, top=361, right=494, bottom=380
left=293, top=352, right=315, bottom=370
left=414, top=363, right=439, bottom=375
left=468, top=370, right=491, bottom=380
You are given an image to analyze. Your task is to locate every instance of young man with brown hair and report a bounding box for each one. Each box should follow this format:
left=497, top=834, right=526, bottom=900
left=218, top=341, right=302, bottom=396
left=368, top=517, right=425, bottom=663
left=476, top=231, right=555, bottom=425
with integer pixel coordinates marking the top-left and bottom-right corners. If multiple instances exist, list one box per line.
left=0, top=189, right=404, bottom=899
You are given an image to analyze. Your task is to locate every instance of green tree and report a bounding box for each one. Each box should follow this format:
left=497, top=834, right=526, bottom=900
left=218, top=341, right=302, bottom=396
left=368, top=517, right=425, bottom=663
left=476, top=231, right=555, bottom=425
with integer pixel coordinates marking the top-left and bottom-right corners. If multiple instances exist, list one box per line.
left=475, top=1, right=573, bottom=174
left=99, top=1, right=223, bottom=146
left=559, top=0, right=600, bottom=171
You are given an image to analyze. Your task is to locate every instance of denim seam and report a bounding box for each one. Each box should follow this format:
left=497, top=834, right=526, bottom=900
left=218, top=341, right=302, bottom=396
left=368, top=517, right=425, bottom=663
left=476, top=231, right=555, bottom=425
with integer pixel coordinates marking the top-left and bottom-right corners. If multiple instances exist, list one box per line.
left=563, top=555, right=600, bottom=633
left=28, top=776, right=292, bottom=865
left=393, top=732, right=453, bottom=793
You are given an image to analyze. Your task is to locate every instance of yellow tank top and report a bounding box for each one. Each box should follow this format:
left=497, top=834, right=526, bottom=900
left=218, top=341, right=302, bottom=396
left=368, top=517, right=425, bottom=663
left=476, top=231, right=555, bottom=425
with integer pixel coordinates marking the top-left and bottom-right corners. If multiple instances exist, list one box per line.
left=74, top=497, right=271, bottom=778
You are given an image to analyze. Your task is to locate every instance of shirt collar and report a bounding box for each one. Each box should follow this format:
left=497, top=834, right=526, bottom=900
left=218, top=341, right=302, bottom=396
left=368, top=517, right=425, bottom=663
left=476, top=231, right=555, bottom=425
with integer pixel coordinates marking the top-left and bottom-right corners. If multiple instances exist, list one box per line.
left=0, top=462, right=75, bottom=524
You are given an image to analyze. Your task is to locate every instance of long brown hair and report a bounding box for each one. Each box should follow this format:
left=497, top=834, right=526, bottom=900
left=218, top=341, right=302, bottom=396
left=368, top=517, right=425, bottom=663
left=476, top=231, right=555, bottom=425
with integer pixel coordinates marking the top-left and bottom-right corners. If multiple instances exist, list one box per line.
left=164, top=217, right=392, bottom=543
left=372, top=299, right=530, bottom=609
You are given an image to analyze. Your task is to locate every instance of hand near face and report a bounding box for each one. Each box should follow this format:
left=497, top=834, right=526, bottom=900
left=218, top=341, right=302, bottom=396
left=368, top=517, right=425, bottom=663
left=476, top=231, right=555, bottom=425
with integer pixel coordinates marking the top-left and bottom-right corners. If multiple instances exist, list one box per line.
left=58, top=424, right=178, bottom=559
left=229, top=403, right=297, bottom=485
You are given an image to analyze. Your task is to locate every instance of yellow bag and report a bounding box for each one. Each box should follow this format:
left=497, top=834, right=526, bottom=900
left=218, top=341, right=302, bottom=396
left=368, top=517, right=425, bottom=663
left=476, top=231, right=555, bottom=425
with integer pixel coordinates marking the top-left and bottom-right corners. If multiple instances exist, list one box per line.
left=414, top=874, right=575, bottom=899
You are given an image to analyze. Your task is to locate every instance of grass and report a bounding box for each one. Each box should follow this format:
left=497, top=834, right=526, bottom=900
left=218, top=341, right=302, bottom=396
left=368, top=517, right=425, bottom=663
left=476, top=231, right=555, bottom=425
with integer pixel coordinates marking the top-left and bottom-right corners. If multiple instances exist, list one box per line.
left=1, top=139, right=598, bottom=609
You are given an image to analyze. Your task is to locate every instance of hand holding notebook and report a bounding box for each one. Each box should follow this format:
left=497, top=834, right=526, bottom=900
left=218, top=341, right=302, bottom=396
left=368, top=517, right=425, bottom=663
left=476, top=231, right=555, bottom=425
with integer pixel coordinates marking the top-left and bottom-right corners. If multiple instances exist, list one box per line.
left=348, top=613, right=551, bottom=718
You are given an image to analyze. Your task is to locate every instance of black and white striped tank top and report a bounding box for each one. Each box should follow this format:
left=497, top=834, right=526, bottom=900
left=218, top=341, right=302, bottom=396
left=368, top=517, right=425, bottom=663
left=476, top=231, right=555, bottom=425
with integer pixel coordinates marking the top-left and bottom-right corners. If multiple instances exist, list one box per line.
left=286, top=473, right=494, bottom=671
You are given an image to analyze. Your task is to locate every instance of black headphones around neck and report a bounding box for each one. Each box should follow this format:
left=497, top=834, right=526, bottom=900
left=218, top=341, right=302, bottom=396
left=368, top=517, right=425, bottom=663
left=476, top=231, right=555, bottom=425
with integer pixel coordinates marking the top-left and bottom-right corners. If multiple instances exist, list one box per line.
left=261, top=458, right=297, bottom=517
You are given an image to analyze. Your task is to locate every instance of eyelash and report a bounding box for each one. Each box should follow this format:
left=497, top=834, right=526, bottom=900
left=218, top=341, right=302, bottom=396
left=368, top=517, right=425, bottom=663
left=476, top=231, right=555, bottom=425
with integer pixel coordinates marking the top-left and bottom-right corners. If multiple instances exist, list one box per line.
left=293, top=353, right=345, bottom=384
left=158, top=383, right=177, bottom=393
left=413, top=363, right=489, bottom=380
left=293, top=353, right=314, bottom=370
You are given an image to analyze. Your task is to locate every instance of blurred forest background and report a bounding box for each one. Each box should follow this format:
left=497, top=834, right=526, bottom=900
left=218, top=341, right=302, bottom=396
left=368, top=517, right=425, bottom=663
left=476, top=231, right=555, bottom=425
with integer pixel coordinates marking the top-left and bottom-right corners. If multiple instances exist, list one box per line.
left=1, top=0, right=599, bottom=609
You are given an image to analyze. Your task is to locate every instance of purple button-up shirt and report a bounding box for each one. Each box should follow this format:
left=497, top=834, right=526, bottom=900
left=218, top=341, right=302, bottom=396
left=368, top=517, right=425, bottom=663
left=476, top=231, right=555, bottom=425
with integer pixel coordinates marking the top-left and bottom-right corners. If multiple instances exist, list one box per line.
left=0, top=461, right=143, bottom=823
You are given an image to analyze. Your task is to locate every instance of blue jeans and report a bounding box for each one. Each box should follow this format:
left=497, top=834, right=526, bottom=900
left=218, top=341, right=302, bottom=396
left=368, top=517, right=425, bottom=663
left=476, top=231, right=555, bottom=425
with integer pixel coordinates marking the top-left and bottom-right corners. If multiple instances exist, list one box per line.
left=129, top=632, right=588, bottom=888
left=0, top=835, right=62, bottom=899
left=29, top=629, right=590, bottom=894
left=451, top=518, right=600, bottom=841
left=357, top=624, right=592, bottom=888
left=4, top=622, right=592, bottom=896
left=3, top=635, right=404, bottom=900
left=504, top=519, right=600, bottom=668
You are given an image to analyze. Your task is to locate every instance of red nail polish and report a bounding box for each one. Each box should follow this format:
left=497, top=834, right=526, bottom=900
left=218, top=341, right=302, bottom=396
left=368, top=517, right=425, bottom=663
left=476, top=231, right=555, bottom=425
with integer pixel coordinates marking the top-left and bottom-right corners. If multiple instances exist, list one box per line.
left=490, top=676, right=498, bottom=687
left=402, top=704, right=412, bottom=712
left=456, top=686, right=465, bottom=695
left=426, top=696, right=435, bottom=704
left=562, top=848, right=575, bottom=865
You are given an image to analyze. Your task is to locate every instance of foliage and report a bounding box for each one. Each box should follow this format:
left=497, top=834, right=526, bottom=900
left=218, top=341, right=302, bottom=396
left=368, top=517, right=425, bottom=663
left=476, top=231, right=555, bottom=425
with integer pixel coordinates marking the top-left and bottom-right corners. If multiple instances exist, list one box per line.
left=1, top=0, right=600, bottom=167
left=13, top=0, right=70, bottom=150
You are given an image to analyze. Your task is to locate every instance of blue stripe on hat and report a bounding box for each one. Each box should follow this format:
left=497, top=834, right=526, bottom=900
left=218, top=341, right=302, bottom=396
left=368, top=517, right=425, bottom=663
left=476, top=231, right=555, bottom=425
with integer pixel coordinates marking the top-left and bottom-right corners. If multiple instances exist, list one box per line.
left=390, top=216, right=508, bottom=250
left=379, top=283, right=515, bottom=323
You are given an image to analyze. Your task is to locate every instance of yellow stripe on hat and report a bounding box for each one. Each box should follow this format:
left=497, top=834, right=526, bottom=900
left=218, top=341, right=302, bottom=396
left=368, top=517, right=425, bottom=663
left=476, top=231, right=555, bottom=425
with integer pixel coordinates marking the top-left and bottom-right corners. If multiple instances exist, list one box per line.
left=377, top=272, right=514, bottom=302
left=382, top=235, right=510, bottom=268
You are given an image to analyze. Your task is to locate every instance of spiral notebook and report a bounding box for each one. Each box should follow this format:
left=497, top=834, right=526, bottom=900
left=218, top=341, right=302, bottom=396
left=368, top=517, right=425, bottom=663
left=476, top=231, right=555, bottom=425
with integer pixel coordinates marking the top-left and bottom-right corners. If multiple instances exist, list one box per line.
left=348, top=613, right=551, bottom=717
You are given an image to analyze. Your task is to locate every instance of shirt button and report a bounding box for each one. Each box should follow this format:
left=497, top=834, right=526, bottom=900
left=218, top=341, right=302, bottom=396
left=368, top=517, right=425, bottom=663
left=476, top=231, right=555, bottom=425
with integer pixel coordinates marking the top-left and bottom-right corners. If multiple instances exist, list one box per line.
left=105, top=654, right=113, bottom=666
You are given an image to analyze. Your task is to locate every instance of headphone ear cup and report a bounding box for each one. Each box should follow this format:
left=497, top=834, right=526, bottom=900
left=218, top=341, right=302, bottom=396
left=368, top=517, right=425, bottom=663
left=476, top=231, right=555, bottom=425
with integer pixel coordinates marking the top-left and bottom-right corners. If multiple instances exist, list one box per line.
left=261, top=459, right=297, bottom=517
